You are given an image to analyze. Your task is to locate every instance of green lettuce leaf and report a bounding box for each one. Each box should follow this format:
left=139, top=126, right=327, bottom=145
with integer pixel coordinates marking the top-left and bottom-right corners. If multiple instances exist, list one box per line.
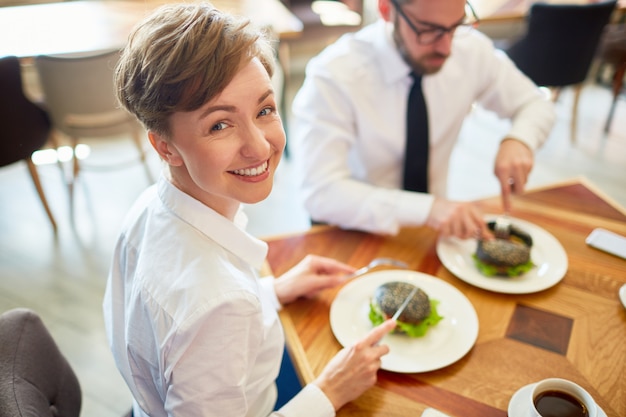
left=472, top=254, right=534, bottom=277
left=369, top=299, right=443, bottom=338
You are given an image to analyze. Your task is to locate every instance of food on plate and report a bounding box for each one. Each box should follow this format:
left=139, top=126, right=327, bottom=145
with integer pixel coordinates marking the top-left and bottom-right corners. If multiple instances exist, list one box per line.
left=473, top=221, right=534, bottom=277
left=368, top=281, right=443, bottom=337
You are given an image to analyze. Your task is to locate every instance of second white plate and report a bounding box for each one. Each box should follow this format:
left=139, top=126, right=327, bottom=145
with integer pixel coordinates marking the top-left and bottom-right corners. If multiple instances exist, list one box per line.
left=330, top=270, right=478, bottom=373
left=436, top=216, right=568, bottom=294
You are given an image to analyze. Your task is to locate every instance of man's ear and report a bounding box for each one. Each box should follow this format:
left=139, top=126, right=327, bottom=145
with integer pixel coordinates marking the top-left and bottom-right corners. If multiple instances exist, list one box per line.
left=379, top=0, right=392, bottom=21
left=148, top=131, right=183, bottom=166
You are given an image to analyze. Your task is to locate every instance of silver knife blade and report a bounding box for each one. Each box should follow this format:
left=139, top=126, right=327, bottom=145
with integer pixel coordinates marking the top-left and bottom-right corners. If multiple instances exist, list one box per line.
left=391, top=286, right=419, bottom=321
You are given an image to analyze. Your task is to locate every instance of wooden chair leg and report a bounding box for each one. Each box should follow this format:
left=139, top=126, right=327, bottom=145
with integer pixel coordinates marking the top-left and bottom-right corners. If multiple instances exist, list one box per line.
left=71, top=137, right=80, bottom=184
left=47, top=131, right=67, bottom=188
left=570, top=84, right=583, bottom=144
left=605, top=61, right=625, bottom=133
left=65, top=136, right=81, bottom=221
left=26, top=158, right=57, bottom=232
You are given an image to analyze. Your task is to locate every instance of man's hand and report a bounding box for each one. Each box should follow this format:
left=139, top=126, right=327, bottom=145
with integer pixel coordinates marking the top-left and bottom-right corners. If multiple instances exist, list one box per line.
left=494, top=138, right=534, bottom=213
left=426, top=198, right=489, bottom=240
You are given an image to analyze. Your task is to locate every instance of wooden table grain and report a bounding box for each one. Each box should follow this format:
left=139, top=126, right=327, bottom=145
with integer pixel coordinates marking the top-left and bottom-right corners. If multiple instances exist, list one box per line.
left=265, top=177, right=626, bottom=417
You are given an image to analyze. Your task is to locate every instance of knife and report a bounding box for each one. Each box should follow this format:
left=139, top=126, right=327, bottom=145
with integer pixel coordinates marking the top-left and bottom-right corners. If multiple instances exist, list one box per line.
left=391, top=286, right=419, bottom=321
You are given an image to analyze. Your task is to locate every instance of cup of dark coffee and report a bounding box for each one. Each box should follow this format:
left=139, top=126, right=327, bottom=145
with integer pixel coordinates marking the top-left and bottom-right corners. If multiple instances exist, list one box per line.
left=529, top=378, right=597, bottom=417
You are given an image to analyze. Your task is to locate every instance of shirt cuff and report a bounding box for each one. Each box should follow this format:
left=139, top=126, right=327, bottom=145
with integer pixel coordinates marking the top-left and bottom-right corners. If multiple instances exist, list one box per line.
left=277, top=384, right=335, bottom=417
left=500, top=135, right=534, bottom=151
left=259, top=276, right=282, bottom=311
left=394, top=190, right=435, bottom=228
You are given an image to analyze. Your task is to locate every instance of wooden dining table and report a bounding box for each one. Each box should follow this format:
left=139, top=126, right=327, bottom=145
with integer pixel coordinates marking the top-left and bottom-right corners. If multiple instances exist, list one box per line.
left=0, top=0, right=302, bottom=59
left=264, top=177, right=626, bottom=417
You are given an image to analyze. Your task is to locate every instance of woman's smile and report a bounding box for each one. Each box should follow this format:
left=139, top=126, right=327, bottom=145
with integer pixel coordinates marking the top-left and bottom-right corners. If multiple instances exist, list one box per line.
left=230, top=160, right=270, bottom=179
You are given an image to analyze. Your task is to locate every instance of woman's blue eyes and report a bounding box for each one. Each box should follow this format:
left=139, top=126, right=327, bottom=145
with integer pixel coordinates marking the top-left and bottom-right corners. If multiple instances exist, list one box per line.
left=211, top=122, right=228, bottom=132
left=209, top=107, right=274, bottom=132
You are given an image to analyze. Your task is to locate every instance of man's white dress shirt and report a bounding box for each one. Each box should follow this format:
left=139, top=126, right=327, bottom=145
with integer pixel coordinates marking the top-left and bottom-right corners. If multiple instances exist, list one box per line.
left=103, top=175, right=334, bottom=417
left=291, top=20, right=555, bottom=235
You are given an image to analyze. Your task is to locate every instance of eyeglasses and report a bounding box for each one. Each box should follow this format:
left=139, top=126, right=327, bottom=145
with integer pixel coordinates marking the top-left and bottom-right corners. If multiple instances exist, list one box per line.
left=390, top=0, right=480, bottom=45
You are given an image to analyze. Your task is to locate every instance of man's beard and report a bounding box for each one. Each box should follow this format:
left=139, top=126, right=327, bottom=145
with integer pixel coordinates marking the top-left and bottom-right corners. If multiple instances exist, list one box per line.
left=393, top=27, right=448, bottom=75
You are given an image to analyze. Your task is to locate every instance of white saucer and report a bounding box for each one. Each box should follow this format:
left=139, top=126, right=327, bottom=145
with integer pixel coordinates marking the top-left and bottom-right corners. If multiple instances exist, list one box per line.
left=508, top=383, right=607, bottom=417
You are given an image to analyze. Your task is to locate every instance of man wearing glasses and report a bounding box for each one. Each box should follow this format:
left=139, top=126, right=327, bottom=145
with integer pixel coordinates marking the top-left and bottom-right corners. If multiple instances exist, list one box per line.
left=291, top=0, right=555, bottom=238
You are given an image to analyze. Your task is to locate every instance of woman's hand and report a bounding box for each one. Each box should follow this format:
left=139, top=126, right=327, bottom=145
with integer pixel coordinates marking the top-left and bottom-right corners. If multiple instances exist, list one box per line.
left=313, top=319, right=396, bottom=410
left=273, top=254, right=356, bottom=305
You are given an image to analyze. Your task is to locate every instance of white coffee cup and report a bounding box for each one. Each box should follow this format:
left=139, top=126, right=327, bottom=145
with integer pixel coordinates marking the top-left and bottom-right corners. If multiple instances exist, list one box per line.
left=528, top=378, right=597, bottom=417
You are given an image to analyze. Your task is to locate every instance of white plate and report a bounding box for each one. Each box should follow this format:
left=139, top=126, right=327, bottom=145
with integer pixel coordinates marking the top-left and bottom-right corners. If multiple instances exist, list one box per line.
left=508, top=383, right=607, bottom=417
left=330, top=270, right=478, bottom=373
left=436, top=216, right=568, bottom=294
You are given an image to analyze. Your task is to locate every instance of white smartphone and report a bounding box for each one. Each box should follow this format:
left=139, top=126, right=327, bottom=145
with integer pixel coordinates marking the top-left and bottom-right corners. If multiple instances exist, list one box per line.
left=421, top=408, right=452, bottom=417
left=585, top=228, right=626, bottom=260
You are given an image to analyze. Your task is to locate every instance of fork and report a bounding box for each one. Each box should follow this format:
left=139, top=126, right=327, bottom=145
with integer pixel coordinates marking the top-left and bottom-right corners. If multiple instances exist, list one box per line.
left=346, top=257, right=409, bottom=280
left=493, top=215, right=512, bottom=240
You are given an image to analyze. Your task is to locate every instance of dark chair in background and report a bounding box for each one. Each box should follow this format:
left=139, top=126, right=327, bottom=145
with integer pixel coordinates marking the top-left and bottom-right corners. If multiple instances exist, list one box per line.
left=0, top=56, right=58, bottom=232
left=505, top=1, right=617, bottom=142
left=596, top=22, right=626, bottom=133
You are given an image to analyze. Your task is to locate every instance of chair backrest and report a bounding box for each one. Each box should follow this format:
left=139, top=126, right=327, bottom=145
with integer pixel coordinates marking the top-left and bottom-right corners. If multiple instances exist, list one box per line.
left=506, top=1, right=617, bottom=87
left=34, top=49, right=139, bottom=139
left=0, top=56, right=52, bottom=167
left=0, top=308, right=82, bottom=417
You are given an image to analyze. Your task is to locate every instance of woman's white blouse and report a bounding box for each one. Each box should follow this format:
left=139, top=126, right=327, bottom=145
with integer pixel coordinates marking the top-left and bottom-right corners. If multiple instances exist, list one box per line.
left=103, top=175, right=334, bottom=417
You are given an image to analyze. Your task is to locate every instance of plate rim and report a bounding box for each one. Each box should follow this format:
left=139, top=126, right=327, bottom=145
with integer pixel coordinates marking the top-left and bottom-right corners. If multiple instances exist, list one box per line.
left=330, top=270, right=479, bottom=373
left=436, top=215, right=568, bottom=294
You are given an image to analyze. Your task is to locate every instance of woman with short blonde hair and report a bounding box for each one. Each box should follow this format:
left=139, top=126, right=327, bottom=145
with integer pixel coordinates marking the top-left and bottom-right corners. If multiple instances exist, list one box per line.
left=104, top=3, right=395, bottom=417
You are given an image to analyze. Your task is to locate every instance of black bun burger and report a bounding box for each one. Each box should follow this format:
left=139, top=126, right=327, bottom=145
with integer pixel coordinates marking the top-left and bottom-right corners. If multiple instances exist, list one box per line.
left=473, top=221, right=534, bottom=277
left=368, top=281, right=443, bottom=338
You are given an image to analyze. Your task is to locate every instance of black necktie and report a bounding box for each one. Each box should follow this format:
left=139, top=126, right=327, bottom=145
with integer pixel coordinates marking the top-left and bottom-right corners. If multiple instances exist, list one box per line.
left=402, top=72, right=429, bottom=192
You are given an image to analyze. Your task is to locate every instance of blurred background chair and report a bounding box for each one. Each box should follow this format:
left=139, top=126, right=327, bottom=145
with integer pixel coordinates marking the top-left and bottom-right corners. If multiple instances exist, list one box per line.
left=34, top=49, right=153, bottom=212
left=0, top=55, right=58, bottom=232
left=596, top=22, right=626, bottom=134
left=505, top=1, right=617, bottom=142
left=0, top=308, right=133, bottom=417
left=0, top=308, right=82, bottom=417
